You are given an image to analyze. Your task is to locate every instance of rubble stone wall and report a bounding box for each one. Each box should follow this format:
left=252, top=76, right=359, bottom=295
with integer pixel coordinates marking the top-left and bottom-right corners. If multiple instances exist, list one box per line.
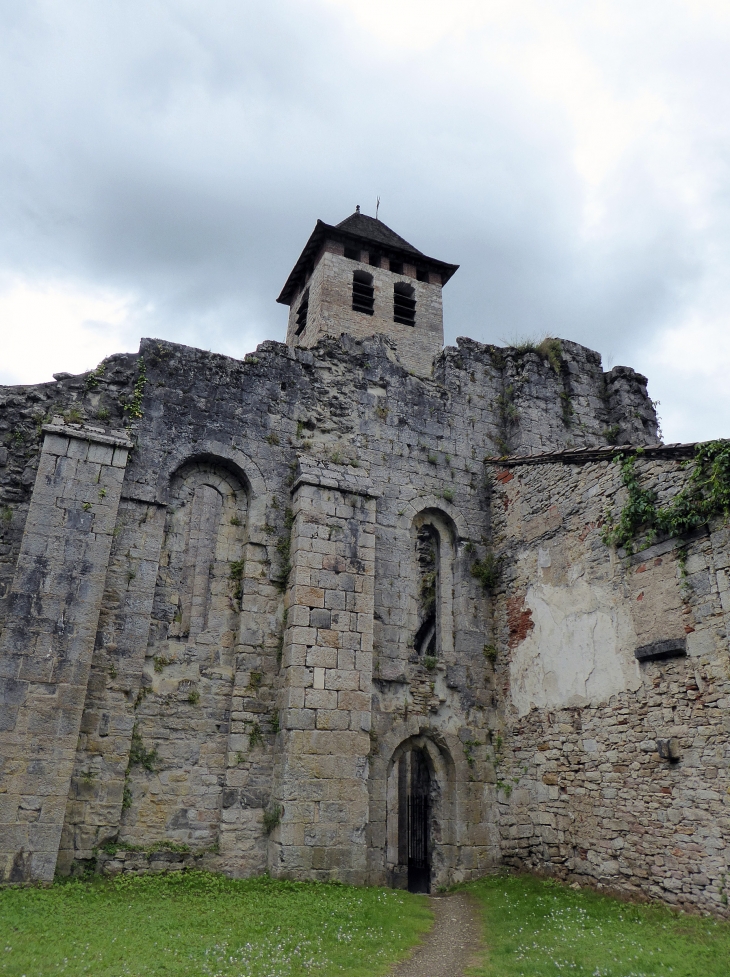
left=489, top=453, right=730, bottom=916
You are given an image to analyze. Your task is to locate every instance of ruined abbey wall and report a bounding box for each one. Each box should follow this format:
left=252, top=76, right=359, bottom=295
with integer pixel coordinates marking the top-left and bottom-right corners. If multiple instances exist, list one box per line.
left=2, top=329, right=728, bottom=916
left=488, top=450, right=730, bottom=915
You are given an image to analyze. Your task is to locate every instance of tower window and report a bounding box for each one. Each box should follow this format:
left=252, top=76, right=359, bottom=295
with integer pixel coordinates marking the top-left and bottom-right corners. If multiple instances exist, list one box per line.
left=417, top=268, right=429, bottom=283
left=394, top=282, right=416, bottom=326
left=389, top=259, right=403, bottom=274
left=344, top=246, right=360, bottom=261
left=294, top=288, right=309, bottom=336
left=352, top=271, right=374, bottom=315
left=369, top=252, right=381, bottom=267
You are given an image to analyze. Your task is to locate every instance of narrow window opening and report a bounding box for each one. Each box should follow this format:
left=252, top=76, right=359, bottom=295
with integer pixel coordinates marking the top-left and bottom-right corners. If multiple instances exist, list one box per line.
left=352, top=270, right=374, bottom=315
left=294, top=288, right=309, bottom=336
left=416, top=268, right=429, bottom=283
left=389, top=259, right=403, bottom=274
left=344, top=246, right=360, bottom=261
left=415, top=525, right=439, bottom=657
left=369, top=252, right=381, bottom=267
left=394, top=282, right=416, bottom=326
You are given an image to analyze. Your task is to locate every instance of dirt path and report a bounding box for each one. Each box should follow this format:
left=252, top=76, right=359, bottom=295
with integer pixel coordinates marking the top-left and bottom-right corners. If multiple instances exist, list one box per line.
left=390, top=891, right=484, bottom=977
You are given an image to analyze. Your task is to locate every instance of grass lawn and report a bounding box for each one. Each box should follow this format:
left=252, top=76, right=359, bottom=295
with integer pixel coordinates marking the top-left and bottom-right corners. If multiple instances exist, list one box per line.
left=0, top=871, right=431, bottom=977
left=465, top=873, right=730, bottom=977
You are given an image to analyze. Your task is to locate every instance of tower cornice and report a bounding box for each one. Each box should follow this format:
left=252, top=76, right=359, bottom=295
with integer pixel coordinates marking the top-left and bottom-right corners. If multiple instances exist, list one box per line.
left=277, top=217, right=459, bottom=306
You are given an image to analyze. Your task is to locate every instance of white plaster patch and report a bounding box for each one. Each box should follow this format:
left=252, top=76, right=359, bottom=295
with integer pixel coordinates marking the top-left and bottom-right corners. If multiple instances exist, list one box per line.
left=510, top=581, right=641, bottom=717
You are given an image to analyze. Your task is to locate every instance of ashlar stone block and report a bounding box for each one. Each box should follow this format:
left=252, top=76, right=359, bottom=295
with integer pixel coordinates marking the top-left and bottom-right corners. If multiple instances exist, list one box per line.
left=0, top=424, right=132, bottom=882
left=271, top=471, right=376, bottom=885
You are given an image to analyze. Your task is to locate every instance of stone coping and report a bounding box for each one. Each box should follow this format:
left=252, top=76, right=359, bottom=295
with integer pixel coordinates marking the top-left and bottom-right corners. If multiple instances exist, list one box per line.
left=485, top=442, right=702, bottom=467
left=42, top=421, right=133, bottom=449
left=292, top=460, right=380, bottom=499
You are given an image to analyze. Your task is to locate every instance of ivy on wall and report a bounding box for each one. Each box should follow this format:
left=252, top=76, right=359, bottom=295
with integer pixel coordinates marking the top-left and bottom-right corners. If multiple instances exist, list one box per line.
left=602, top=440, right=730, bottom=554
left=123, top=357, right=147, bottom=420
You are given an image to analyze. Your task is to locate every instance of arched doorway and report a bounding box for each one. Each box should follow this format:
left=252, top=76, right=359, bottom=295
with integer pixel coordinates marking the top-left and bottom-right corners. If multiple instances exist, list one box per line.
left=402, top=747, right=431, bottom=892
left=386, top=734, right=454, bottom=894
left=376, top=727, right=459, bottom=892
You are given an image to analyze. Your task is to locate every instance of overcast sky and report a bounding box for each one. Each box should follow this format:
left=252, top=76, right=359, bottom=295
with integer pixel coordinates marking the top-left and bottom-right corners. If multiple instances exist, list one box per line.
left=1, top=0, right=730, bottom=443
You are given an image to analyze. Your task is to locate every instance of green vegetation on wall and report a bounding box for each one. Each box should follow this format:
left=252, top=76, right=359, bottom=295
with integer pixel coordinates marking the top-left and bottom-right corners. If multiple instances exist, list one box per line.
left=123, top=357, right=147, bottom=420
left=262, top=804, right=282, bottom=835
left=471, top=551, right=500, bottom=590
left=275, top=506, right=294, bottom=590
left=602, top=440, right=730, bottom=554
left=229, top=559, right=245, bottom=601
left=85, top=362, right=106, bottom=390
left=123, top=723, right=160, bottom=810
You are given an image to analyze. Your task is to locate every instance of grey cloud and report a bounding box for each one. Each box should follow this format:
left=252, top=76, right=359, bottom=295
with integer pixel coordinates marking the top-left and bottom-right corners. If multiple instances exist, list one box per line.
left=1, top=1, right=729, bottom=440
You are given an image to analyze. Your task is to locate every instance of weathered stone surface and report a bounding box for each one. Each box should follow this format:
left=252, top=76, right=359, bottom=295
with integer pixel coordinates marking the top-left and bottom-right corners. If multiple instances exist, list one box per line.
left=2, top=214, right=725, bottom=917
left=489, top=450, right=730, bottom=916
left=509, top=579, right=642, bottom=716
left=0, top=425, right=132, bottom=881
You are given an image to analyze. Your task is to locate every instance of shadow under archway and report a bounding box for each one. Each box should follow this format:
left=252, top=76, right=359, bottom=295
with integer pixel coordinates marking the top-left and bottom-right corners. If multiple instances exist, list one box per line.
left=386, top=733, right=455, bottom=893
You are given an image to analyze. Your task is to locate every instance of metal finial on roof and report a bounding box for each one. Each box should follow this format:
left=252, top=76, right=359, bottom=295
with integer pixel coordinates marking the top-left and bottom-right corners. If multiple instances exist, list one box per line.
left=356, top=204, right=360, bottom=213
left=376, top=196, right=380, bottom=220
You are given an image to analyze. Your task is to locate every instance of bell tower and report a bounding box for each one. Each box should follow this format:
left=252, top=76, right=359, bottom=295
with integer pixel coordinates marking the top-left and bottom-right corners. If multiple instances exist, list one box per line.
left=277, top=208, right=458, bottom=377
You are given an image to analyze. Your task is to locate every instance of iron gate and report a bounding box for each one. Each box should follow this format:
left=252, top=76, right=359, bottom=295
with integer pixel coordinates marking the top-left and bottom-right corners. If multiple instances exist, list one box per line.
left=407, top=794, right=430, bottom=893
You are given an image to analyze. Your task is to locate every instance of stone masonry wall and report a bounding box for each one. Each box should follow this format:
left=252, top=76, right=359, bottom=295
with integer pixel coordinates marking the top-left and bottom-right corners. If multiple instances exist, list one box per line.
left=0, top=355, right=137, bottom=639
left=1, top=331, right=664, bottom=890
left=0, top=422, right=131, bottom=882
left=57, top=493, right=168, bottom=875
left=488, top=450, right=730, bottom=916
left=286, top=243, right=444, bottom=378
left=270, top=462, right=376, bottom=884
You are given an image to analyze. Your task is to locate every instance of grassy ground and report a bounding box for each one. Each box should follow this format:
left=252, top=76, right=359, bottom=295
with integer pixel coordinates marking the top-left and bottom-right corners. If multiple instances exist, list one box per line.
left=5, top=869, right=730, bottom=977
left=0, top=871, right=431, bottom=977
left=465, top=873, right=730, bottom=977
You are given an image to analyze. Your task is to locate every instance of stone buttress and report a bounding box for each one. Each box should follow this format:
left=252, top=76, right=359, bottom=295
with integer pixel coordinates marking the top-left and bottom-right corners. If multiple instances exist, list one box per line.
left=270, top=461, right=376, bottom=884
left=0, top=422, right=131, bottom=881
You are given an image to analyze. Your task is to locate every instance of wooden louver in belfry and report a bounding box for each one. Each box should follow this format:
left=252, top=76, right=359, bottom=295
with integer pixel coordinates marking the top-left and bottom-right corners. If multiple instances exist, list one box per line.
left=394, top=284, right=416, bottom=326
left=352, top=273, right=374, bottom=315
left=295, top=288, right=309, bottom=335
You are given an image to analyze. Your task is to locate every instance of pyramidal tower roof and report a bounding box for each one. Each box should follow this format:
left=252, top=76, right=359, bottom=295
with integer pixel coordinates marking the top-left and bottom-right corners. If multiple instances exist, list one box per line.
left=334, top=211, right=423, bottom=256
left=277, top=209, right=458, bottom=305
